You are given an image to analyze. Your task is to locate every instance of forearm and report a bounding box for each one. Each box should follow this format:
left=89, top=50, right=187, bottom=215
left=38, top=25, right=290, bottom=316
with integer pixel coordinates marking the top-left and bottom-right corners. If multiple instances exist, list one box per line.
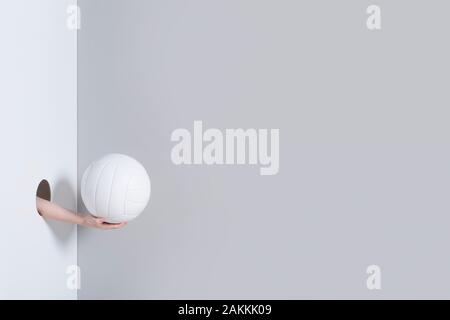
left=36, top=196, right=126, bottom=230
left=36, top=197, right=84, bottom=225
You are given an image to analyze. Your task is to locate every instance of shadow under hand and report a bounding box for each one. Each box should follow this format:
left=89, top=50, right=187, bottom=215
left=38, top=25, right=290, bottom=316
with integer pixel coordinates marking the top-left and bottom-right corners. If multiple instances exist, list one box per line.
left=43, top=178, right=77, bottom=245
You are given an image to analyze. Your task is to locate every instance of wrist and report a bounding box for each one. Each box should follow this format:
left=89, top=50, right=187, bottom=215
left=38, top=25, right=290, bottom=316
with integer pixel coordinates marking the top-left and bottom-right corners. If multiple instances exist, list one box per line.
left=77, top=214, right=88, bottom=226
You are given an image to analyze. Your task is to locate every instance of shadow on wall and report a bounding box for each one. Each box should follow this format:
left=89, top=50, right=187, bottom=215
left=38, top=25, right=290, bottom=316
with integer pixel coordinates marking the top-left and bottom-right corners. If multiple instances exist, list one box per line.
left=42, top=178, right=77, bottom=245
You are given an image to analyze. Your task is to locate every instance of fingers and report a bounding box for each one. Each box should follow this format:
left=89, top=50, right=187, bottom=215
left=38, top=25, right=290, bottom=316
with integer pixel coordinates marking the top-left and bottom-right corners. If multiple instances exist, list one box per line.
left=95, top=218, right=105, bottom=224
left=98, top=220, right=127, bottom=230
left=86, top=215, right=127, bottom=230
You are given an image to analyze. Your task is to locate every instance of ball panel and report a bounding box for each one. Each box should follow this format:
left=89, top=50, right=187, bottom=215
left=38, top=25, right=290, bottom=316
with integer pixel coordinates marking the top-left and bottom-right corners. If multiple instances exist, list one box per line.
left=127, top=169, right=151, bottom=202
left=126, top=188, right=151, bottom=203
left=129, top=175, right=151, bottom=190
left=125, top=200, right=148, bottom=217
left=82, top=159, right=111, bottom=216
left=93, top=162, right=117, bottom=218
left=107, top=167, right=132, bottom=218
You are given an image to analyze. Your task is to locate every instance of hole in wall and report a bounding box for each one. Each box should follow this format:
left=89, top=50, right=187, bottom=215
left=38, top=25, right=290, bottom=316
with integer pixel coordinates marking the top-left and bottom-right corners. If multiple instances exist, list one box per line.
left=36, top=179, right=51, bottom=216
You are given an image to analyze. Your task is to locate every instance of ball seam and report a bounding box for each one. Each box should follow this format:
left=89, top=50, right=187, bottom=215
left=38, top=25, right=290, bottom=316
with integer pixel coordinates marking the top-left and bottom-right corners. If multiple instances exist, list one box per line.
left=94, top=160, right=112, bottom=215
left=106, top=165, right=118, bottom=218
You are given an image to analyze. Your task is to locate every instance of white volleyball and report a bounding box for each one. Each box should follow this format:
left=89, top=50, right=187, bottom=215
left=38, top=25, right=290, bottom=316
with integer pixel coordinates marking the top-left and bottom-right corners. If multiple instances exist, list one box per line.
left=81, top=154, right=151, bottom=223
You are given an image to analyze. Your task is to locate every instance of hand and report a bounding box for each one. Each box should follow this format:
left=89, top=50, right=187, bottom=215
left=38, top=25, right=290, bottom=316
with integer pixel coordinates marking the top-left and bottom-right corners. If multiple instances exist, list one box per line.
left=82, top=215, right=127, bottom=230
left=37, top=196, right=128, bottom=230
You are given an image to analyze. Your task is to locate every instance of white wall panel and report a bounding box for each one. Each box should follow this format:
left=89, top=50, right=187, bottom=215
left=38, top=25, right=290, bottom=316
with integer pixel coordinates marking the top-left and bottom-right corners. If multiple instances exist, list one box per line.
left=0, top=0, right=77, bottom=299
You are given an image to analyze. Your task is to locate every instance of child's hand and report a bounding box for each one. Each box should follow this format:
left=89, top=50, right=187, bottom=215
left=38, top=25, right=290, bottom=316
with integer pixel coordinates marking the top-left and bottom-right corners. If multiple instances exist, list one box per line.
left=37, top=196, right=127, bottom=230
left=82, top=215, right=127, bottom=230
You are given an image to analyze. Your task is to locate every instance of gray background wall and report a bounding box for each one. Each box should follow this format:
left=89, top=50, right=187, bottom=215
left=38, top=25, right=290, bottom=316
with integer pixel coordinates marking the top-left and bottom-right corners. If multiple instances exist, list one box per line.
left=78, top=0, right=450, bottom=299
